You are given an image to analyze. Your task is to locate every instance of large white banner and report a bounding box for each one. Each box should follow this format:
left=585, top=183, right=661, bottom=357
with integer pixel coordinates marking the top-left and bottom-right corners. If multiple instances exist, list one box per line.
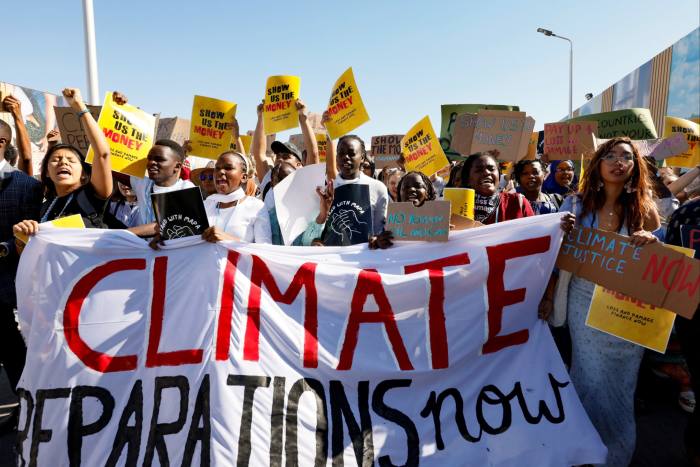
left=15, top=214, right=607, bottom=466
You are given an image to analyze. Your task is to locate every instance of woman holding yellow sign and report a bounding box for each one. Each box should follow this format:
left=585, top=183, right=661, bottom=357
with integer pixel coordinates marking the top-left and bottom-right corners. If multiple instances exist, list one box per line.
left=546, top=137, right=660, bottom=467
left=13, top=88, right=117, bottom=240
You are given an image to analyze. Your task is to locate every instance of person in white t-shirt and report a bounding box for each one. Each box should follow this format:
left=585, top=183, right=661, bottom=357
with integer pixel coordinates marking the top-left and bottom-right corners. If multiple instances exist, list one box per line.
left=201, top=151, right=271, bottom=243
left=128, top=139, right=194, bottom=236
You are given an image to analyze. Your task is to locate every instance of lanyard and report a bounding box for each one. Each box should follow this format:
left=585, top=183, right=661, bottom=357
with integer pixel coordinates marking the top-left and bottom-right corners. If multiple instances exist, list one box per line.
left=41, top=193, right=75, bottom=223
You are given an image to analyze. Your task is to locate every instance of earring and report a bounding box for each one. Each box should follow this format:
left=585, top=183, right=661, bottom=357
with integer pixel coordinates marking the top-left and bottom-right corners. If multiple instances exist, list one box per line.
left=624, top=180, right=636, bottom=193
left=596, top=181, right=604, bottom=191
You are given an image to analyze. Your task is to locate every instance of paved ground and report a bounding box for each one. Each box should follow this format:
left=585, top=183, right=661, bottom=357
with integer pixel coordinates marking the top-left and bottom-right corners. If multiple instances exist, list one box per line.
left=0, top=365, right=693, bottom=466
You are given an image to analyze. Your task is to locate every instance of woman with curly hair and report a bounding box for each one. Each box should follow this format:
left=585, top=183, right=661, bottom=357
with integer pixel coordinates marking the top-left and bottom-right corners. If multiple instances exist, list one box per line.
left=459, top=150, right=534, bottom=224
left=544, top=136, right=659, bottom=466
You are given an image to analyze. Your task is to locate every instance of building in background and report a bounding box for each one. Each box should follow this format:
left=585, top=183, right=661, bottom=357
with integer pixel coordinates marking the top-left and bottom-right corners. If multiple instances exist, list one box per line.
left=576, top=27, right=700, bottom=130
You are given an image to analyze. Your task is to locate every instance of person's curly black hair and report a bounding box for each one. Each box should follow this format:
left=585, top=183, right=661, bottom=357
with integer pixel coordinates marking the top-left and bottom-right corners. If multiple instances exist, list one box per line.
left=396, top=171, right=436, bottom=203
left=459, top=150, right=500, bottom=188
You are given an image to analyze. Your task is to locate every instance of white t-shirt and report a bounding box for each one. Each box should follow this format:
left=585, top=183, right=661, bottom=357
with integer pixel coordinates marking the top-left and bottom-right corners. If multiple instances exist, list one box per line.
left=334, top=173, right=389, bottom=235
left=204, top=196, right=272, bottom=243
left=129, top=176, right=195, bottom=225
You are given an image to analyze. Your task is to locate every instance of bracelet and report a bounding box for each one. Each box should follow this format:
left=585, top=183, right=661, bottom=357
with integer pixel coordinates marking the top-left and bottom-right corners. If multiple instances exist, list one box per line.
left=76, top=108, right=90, bottom=118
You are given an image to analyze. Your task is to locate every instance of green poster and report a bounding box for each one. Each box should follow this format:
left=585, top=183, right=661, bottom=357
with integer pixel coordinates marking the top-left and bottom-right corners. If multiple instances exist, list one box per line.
left=570, top=108, right=657, bottom=139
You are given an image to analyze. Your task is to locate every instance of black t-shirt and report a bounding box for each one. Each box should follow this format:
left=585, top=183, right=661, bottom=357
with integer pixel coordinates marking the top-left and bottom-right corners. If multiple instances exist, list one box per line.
left=40, top=184, right=112, bottom=229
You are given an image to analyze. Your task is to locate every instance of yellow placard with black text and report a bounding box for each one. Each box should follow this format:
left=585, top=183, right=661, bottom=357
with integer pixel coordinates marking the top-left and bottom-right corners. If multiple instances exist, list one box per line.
left=401, top=116, right=450, bottom=176
left=264, top=76, right=300, bottom=135
left=87, top=92, right=155, bottom=177
left=325, top=67, right=370, bottom=140
left=316, top=133, right=329, bottom=162
left=189, top=95, right=237, bottom=160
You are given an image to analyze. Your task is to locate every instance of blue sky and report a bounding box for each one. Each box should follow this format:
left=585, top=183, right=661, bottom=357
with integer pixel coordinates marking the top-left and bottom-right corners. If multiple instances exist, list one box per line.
left=4, top=0, right=699, bottom=141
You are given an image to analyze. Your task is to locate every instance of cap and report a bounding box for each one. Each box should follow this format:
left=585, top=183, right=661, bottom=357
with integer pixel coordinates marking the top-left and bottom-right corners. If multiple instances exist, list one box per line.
left=271, top=141, right=302, bottom=163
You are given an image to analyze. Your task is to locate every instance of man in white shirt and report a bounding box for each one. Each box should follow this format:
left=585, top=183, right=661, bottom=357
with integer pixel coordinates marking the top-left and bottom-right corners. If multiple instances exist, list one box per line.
left=128, top=139, right=194, bottom=236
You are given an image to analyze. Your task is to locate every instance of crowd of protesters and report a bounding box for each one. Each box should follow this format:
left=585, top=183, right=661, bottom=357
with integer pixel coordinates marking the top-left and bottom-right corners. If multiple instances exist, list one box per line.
left=1, top=88, right=699, bottom=466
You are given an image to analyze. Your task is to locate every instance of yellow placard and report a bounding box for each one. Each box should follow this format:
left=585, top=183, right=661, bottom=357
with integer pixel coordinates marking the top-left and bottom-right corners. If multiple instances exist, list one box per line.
left=87, top=92, right=155, bottom=177
left=189, top=95, right=237, bottom=160
left=264, top=76, right=300, bottom=135
left=586, top=245, right=695, bottom=353
left=325, top=67, right=370, bottom=140
left=663, top=116, right=700, bottom=168
left=230, top=134, right=252, bottom=154
left=525, top=132, right=538, bottom=160
left=443, top=188, right=475, bottom=219
left=401, top=116, right=450, bottom=176
left=316, top=133, right=328, bottom=162
left=15, top=214, right=86, bottom=244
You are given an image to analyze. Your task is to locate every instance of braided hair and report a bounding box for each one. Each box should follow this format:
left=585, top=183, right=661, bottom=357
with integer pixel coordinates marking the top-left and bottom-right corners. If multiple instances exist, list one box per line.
left=396, top=171, right=437, bottom=203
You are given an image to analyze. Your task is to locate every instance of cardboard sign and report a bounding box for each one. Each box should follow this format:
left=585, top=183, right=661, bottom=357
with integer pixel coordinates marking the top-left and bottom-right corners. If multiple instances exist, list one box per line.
left=322, top=183, right=372, bottom=246
left=450, top=213, right=483, bottom=230
left=325, top=67, right=370, bottom=140
left=439, top=104, right=520, bottom=160
left=86, top=92, right=155, bottom=177
left=386, top=201, right=451, bottom=242
left=54, top=105, right=102, bottom=154
left=543, top=121, right=598, bottom=158
left=264, top=75, right=300, bottom=135
left=586, top=286, right=677, bottom=353
left=402, top=116, right=449, bottom=176
left=681, top=225, right=700, bottom=258
left=14, top=214, right=85, bottom=244
left=570, top=108, right=657, bottom=139
left=586, top=244, right=695, bottom=353
left=151, top=187, right=209, bottom=240
left=451, top=110, right=535, bottom=161
left=663, top=116, right=700, bottom=167
left=443, top=187, right=475, bottom=219
left=371, top=134, right=404, bottom=169
left=157, top=117, right=191, bottom=145
left=556, top=227, right=700, bottom=318
left=189, top=96, right=237, bottom=160
left=593, top=133, right=689, bottom=160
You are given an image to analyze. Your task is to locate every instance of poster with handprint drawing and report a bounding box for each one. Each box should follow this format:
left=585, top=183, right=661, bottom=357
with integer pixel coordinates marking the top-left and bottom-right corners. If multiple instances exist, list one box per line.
left=152, top=187, right=209, bottom=240
left=322, top=184, right=372, bottom=246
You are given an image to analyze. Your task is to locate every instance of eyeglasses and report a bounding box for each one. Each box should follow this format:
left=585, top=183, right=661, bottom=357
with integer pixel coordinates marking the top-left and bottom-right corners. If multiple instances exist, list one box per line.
left=199, top=173, right=214, bottom=181
left=601, top=153, right=634, bottom=164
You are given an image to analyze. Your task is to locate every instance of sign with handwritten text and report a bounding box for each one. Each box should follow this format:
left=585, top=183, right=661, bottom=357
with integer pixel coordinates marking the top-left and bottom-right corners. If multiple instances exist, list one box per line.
left=387, top=201, right=451, bottom=242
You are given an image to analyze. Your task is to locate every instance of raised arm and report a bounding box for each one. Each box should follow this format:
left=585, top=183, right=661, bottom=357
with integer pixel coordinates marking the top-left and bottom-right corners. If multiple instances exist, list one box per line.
left=232, top=117, right=245, bottom=154
left=250, top=100, right=273, bottom=181
left=322, top=111, right=337, bottom=181
left=63, top=88, right=112, bottom=198
left=3, top=96, right=33, bottom=175
left=296, top=99, right=318, bottom=165
left=667, top=165, right=700, bottom=196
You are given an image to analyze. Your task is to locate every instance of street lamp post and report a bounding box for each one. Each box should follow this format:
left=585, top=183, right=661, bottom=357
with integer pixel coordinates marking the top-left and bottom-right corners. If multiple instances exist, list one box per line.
left=537, top=28, right=573, bottom=120
left=82, top=0, right=99, bottom=105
